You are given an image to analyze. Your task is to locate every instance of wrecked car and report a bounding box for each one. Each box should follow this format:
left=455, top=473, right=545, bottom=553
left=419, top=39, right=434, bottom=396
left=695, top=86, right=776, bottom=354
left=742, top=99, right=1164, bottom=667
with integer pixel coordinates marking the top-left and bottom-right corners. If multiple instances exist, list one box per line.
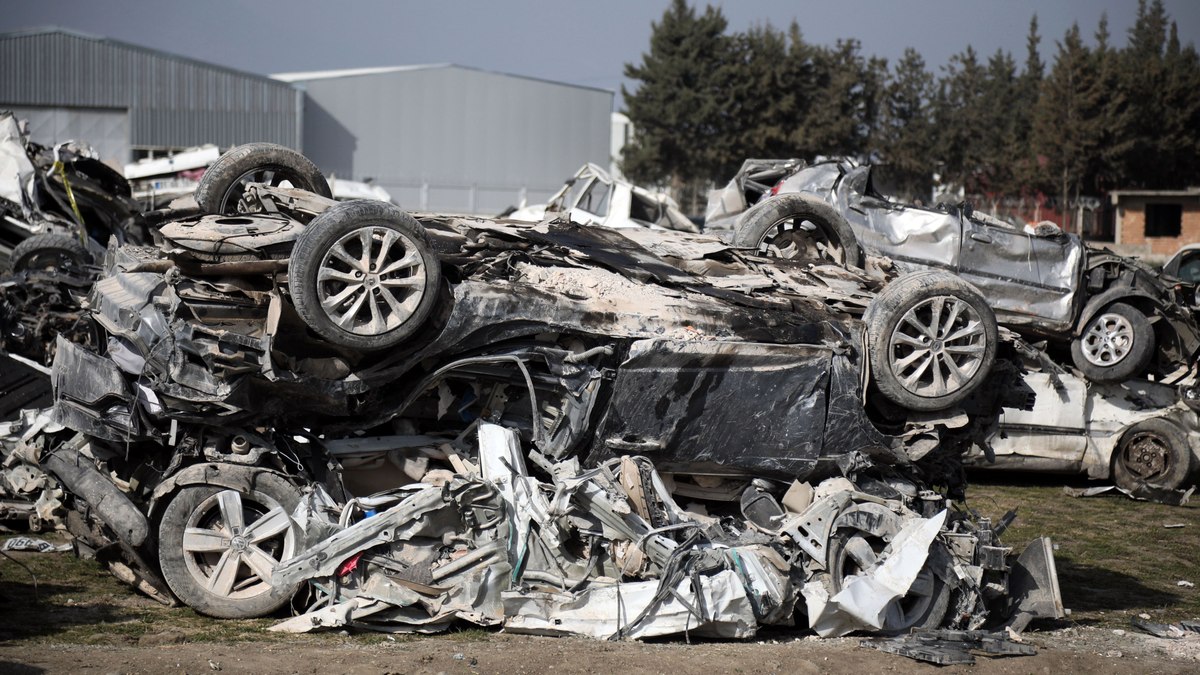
left=0, top=111, right=147, bottom=270
left=0, top=144, right=1063, bottom=640
left=966, top=363, right=1199, bottom=497
left=507, top=163, right=698, bottom=233
left=708, top=158, right=1200, bottom=385
left=1162, top=243, right=1200, bottom=284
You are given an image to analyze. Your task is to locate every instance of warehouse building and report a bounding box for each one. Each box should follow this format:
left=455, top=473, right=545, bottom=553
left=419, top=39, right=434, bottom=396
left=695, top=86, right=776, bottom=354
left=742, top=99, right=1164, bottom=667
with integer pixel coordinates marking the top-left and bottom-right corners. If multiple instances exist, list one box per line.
left=0, top=28, right=616, bottom=214
left=274, top=65, right=613, bottom=213
left=0, top=28, right=301, bottom=165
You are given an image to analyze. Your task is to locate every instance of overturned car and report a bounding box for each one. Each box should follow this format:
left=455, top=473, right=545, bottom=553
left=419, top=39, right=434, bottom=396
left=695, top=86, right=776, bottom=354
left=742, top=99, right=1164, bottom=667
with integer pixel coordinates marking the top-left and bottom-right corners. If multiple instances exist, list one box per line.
left=708, top=158, right=1200, bottom=385
left=1, top=145, right=1063, bottom=639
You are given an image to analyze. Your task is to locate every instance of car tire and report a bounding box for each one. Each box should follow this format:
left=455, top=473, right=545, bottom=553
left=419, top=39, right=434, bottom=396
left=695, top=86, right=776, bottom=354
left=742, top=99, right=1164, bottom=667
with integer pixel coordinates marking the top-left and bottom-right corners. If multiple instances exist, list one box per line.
left=731, top=193, right=862, bottom=267
left=863, top=271, right=998, bottom=411
left=157, top=473, right=302, bottom=619
left=195, top=143, right=331, bottom=214
left=290, top=200, right=442, bottom=351
left=1070, top=302, right=1154, bottom=383
left=1112, top=417, right=1194, bottom=492
left=8, top=232, right=92, bottom=274
left=827, top=529, right=951, bottom=632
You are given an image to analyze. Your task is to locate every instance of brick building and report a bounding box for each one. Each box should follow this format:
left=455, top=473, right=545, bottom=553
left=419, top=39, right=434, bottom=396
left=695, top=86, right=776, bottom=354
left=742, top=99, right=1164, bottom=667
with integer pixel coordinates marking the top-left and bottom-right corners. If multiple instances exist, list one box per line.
left=1109, top=187, right=1200, bottom=259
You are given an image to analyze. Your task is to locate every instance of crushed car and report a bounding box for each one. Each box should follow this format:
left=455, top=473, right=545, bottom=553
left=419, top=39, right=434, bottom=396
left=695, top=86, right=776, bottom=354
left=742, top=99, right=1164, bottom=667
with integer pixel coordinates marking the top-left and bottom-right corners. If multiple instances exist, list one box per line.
left=966, top=362, right=1199, bottom=501
left=707, top=158, right=1200, bottom=385
left=0, top=144, right=1064, bottom=641
left=507, top=163, right=698, bottom=233
left=0, top=111, right=147, bottom=270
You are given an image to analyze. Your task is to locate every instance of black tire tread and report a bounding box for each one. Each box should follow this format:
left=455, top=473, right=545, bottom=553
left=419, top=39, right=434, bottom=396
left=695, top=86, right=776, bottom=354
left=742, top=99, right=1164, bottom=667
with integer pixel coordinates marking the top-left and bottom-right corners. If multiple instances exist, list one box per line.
left=10, top=232, right=91, bottom=272
left=1112, top=417, right=1194, bottom=491
left=732, top=192, right=863, bottom=268
left=1069, top=302, right=1155, bottom=383
left=157, top=473, right=302, bottom=619
left=195, top=143, right=331, bottom=214
left=828, top=531, right=952, bottom=632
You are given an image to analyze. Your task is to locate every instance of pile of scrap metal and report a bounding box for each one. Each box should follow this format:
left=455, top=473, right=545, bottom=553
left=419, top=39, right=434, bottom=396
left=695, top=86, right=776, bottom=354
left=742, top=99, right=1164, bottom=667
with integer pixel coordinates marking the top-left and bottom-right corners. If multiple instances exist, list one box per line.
left=0, top=144, right=1064, bottom=643
left=0, top=264, right=99, bottom=365
left=708, top=158, right=1200, bottom=501
left=0, top=111, right=146, bottom=267
left=265, top=423, right=1062, bottom=639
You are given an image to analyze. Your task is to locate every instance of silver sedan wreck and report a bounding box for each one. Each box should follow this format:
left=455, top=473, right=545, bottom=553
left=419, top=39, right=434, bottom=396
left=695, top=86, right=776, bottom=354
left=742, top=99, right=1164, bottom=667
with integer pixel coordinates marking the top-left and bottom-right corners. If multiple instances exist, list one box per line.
left=0, top=145, right=1063, bottom=645
left=709, top=158, right=1200, bottom=385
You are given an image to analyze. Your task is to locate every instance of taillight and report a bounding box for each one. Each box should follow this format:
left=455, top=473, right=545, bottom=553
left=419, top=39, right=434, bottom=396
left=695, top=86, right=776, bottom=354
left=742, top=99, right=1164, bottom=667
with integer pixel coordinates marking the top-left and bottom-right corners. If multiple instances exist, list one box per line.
left=770, top=181, right=783, bottom=196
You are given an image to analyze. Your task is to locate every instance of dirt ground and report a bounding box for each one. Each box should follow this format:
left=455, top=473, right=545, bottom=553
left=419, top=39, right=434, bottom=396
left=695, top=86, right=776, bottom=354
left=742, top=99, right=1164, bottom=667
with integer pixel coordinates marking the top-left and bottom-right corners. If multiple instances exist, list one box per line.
left=2, top=627, right=1200, bottom=674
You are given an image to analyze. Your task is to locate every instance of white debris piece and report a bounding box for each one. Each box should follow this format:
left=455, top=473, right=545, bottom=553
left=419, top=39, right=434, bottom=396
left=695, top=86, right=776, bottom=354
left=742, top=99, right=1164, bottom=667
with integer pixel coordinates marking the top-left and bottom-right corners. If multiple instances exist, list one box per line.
left=805, top=510, right=947, bottom=637
left=503, top=569, right=756, bottom=640
left=1, top=536, right=71, bottom=553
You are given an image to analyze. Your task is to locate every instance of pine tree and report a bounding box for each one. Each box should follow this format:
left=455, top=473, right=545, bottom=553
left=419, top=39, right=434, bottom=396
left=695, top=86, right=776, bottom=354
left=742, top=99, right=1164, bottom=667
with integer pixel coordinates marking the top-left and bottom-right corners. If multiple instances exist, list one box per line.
left=934, top=46, right=988, bottom=193
left=979, top=49, right=1021, bottom=196
left=1090, top=14, right=1134, bottom=193
left=1011, top=15, right=1045, bottom=193
left=1158, top=22, right=1200, bottom=184
left=1118, top=0, right=1170, bottom=187
left=621, top=0, right=734, bottom=190
left=875, top=48, right=936, bottom=201
left=722, top=24, right=796, bottom=164
left=1032, top=24, right=1105, bottom=232
left=794, top=39, right=878, bottom=158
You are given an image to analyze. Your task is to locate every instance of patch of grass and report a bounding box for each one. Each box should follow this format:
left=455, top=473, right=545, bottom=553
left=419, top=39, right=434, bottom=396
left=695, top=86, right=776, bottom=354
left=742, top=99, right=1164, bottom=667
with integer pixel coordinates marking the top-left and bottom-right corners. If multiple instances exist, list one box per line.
left=0, top=534, right=328, bottom=646
left=966, top=476, right=1200, bottom=628
left=438, top=626, right=493, bottom=642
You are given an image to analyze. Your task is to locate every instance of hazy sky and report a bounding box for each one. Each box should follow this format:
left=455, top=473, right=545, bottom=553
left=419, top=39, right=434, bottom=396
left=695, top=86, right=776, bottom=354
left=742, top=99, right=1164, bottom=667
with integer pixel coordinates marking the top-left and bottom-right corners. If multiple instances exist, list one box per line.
left=2, top=0, right=1197, bottom=104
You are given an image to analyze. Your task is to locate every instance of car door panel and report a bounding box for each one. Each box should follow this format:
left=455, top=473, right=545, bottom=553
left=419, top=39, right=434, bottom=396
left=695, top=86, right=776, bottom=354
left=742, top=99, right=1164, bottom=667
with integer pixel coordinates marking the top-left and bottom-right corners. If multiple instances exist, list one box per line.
left=957, top=220, right=1081, bottom=332
left=987, top=372, right=1088, bottom=470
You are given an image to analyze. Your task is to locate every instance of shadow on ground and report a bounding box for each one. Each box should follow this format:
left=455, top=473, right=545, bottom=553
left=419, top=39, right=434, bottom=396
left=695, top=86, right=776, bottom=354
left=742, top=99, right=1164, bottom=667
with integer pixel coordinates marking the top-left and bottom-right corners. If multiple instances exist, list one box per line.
left=1054, top=556, right=1181, bottom=618
left=0, top=578, right=138, bottom=641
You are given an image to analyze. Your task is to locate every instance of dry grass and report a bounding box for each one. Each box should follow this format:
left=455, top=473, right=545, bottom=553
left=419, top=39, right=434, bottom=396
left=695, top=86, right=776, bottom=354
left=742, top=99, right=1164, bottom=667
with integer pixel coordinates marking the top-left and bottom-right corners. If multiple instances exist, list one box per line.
left=967, top=473, right=1200, bottom=628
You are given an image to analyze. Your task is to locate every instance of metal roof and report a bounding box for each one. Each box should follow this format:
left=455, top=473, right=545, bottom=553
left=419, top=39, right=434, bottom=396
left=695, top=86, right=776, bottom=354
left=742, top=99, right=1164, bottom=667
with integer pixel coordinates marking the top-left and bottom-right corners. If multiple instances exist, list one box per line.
left=273, top=63, right=614, bottom=95
left=1, top=26, right=290, bottom=86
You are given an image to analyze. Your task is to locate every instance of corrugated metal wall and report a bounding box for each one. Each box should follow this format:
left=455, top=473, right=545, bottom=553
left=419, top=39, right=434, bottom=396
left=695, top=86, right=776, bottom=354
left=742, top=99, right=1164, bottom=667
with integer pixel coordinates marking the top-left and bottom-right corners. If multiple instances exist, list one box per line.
left=0, top=29, right=301, bottom=157
left=297, top=66, right=613, bottom=214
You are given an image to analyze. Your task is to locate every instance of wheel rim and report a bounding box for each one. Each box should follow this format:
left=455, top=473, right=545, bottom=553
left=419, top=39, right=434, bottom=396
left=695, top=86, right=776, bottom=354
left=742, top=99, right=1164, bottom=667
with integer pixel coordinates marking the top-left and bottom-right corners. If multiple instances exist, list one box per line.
left=316, top=225, right=428, bottom=336
left=887, top=295, right=987, bottom=399
left=1119, top=431, right=1174, bottom=482
left=1081, top=312, right=1134, bottom=366
left=218, top=164, right=308, bottom=213
left=181, top=489, right=296, bottom=600
left=835, top=531, right=938, bottom=630
left=757, top=216, right=845, bottom=263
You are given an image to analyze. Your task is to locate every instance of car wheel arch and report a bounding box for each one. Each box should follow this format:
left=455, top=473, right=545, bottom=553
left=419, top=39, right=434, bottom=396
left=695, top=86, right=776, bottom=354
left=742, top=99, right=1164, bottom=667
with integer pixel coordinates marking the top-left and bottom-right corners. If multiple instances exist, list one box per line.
left=1074, top=288, right=1162, bottom=338
left=146, top=463, right=304, bottom=522
left=731, top=191, right=863, bottom=267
